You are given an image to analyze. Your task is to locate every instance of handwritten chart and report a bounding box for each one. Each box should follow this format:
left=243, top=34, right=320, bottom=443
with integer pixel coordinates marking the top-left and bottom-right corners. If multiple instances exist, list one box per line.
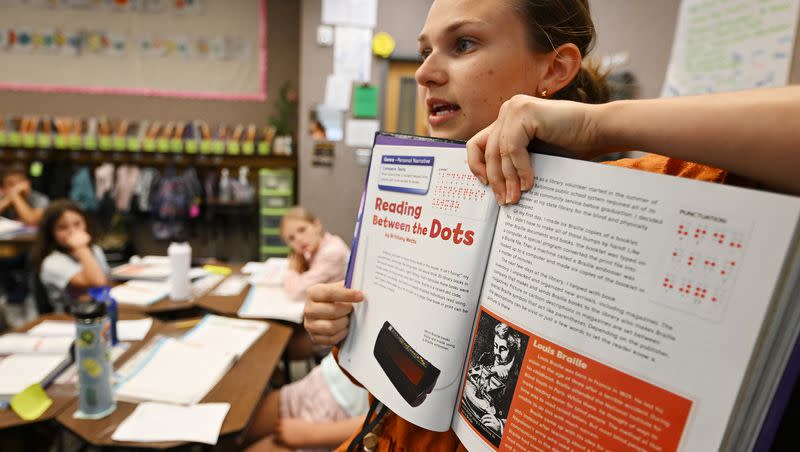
left=653, top=214, right=752, bottom=322
left=662, top=0, right=800, bottom=96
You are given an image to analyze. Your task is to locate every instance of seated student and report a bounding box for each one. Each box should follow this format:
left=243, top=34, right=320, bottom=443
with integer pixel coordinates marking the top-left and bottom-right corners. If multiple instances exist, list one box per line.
left=0, top=165, right=49, bottom=226
left=280, top=207, right=350, bottom=360
left=31, top=200, right=109, bottom=313
left=244, top=206, right=366, bottom=452
left=0, top=165, right=50, bottom=308
left=244, top=351, right=369, bottom=452
left=281, top=206, right=350, bottom=301
left=301, top=0, right=800, bottom=450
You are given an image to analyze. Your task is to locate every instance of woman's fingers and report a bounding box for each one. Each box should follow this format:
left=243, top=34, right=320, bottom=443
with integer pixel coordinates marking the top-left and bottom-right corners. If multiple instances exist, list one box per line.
left=484, top=116, right=508, bottom=205
left=466, top=126, right=490, bottom=185
left=303, top=281, right=364, bottom=345
left=306, top=281, right=364, bottom=305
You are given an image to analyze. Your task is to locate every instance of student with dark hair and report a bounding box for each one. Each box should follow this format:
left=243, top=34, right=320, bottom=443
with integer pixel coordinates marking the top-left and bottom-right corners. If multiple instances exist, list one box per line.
left=0, top=165, right=49, bottom=226
left=31, top=200, right=109, bottom=312
left=0, top=165, right=50, bottom=309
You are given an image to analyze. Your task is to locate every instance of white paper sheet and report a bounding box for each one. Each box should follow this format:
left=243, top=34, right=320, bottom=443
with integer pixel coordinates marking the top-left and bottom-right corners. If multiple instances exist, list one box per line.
left=662, top=0, right=800, bottom=96
left=116, top=319, right=153, bottom=342
left=26, top=321, right=75, bottom=337
left=111, top=281, right=169, bottom=306
left=241, top=262, right=267, bottom=274
left=316, top=104, right=345, bottom=141
left=321, top=0, right=377, bottom=28
left=0, top=334, right=73, bottom=355
left=0, top=354, right=68, bottom=396
left=345, top=119, right=379, bottom=147
left=238, top=286, right=305, bottom=324
left=324, top=74, right=353, bottom=111
left=0, top=217, right=25, bottom=236
left=247, top=257, right=288, bottom=287
left=334, top=26, right=373, bottom=82
left=112, top=402, right=230, bottom=445
left=181, top=314, right=267, bottom=358
left=210, top=275, right=249, bottom=296
left=115, top=338, right=235, bottom=405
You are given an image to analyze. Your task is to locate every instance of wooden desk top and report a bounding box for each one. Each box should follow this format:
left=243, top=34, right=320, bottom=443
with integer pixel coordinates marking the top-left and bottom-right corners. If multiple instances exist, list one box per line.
left=0, top=311, right=154, bottom=430
left=56, top=317, right=292, bottom=448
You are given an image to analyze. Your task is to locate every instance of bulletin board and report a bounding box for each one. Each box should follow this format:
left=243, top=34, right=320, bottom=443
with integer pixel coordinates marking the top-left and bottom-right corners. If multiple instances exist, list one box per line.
left=0, top=0, right=267, bottom=101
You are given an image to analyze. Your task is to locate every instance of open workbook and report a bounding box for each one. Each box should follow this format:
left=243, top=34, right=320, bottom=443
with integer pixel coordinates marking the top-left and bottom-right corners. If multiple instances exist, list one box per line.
left=337, top=133, right=800, bottom=451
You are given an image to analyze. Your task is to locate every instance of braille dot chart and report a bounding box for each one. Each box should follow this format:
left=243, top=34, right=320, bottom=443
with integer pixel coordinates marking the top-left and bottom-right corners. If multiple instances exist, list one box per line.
left=430, top=167, right=489, bottom=220
left=653, top=218, right=751, bottom=322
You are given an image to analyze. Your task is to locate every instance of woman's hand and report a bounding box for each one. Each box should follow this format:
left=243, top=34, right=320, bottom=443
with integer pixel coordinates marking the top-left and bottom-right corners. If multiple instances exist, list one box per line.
left=467, top=95, right=605, bottom=205
left=304, top=281, right=364, bottom=345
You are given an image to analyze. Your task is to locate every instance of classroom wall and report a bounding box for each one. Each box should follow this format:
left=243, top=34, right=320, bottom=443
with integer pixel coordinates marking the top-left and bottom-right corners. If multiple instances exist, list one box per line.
left=297, top=0, right=434, bottom=241
left=0, top=0, right=300, bottom=127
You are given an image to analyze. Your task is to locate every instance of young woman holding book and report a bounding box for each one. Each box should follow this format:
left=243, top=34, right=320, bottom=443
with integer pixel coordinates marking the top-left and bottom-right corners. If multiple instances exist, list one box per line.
left=303, top=0, right=800, bottom=450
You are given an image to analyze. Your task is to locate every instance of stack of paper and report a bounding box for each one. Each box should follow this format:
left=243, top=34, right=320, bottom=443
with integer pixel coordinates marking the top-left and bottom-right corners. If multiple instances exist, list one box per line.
left=210, top=275, right=249, bottom=296
left=111, top=281, right=169, bottom=306
left=112, top=402, right=230, bottom=445
left=238, top=286, right=305, bottom=324
left=246, top=258, right=288, bottom=286
left=116, top=318, right=153, bottom=342
left=27, top=321, right=74, bottom=337
left=0, top=217, right=25, bottom=237
left=111, top=256, right=208, bottom=281
left=0, top=354, right=70, bottom=401
left=115, top=337, right=235, bottom=405
left=0, top=334, right=74, bottom=355
left=182, top=315, right=268, bottom=358
left=191, top=274, right=225, bottom=299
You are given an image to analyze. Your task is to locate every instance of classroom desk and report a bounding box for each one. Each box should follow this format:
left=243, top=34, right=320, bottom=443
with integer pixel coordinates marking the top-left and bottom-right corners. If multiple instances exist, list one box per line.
left=116, top=282, right=223, bottom=319
left=0, top=230, right=36, bottom=258
left=56, top=317, right=292, bottom=449
left=0, top=311, right=155, bottom=431
left=120, top=265, right=244, bottom=318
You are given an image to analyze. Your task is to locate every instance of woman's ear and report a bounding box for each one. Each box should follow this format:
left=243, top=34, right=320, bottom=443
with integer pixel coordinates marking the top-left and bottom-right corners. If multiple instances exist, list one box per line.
left=538, top=43, right=582, bottom=96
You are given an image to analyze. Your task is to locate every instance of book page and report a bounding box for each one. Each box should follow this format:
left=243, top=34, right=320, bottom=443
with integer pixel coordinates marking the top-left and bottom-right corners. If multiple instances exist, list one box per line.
left=338, top=135, right=499, bottom=431
left=453, top=154, right=800, bottom=451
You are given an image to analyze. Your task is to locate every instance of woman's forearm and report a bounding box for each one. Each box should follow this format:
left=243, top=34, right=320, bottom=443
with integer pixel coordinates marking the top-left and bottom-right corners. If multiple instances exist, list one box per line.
left=595, top=86, right=800, bottom=194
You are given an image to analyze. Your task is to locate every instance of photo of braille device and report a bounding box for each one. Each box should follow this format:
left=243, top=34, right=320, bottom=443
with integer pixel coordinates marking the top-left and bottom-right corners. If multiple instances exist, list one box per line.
left=374, top=321, right=440, bottom=407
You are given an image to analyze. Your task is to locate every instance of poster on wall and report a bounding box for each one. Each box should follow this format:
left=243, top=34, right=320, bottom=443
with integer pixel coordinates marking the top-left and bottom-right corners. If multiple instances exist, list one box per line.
left=662, top=0, right=800, bottom=96
left=0, top=0, right=266, bottom=101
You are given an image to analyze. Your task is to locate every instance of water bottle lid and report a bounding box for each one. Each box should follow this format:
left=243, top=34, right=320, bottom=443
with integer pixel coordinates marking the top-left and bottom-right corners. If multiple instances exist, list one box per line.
left=71, top=301, right=107, bottom=319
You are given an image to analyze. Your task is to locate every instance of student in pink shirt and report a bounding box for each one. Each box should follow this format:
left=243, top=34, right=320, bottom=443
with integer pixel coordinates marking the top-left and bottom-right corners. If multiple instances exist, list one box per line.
left=281, top=206, right=350, bottom=300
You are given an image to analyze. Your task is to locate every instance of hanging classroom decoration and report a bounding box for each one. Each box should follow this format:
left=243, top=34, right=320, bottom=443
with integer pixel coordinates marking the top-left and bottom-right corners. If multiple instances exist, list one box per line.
left=0, top=0, right=266, bottom=101
left=372, top=31, right=395, bottom=58
left=662, top=0, right=800, bottom=96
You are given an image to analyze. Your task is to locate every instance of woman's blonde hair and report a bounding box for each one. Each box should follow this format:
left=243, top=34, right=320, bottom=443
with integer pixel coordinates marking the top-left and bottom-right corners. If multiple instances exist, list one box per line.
left=514, top=0, right=610, bottom=104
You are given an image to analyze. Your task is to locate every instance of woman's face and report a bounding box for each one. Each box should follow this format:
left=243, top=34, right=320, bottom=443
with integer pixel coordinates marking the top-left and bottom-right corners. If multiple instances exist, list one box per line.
left=54, top=210, right=86, bottom=247
left=282, top=218, right=323, bottom=256
left=416, top=0, right=545, bottom=141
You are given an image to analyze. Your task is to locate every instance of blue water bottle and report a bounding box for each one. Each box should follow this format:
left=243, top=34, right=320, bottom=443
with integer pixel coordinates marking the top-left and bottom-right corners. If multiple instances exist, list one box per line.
left=72, top=302, right=116, bottom=419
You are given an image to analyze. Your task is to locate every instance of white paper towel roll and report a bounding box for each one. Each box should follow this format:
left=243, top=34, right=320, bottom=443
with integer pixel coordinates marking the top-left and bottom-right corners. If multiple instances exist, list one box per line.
left=168, top=242, right=192, bottom=301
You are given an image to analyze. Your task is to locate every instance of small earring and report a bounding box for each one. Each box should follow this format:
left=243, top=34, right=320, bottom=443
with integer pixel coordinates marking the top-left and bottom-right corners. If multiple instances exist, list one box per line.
left=540, top=89, right=548, bottom=98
